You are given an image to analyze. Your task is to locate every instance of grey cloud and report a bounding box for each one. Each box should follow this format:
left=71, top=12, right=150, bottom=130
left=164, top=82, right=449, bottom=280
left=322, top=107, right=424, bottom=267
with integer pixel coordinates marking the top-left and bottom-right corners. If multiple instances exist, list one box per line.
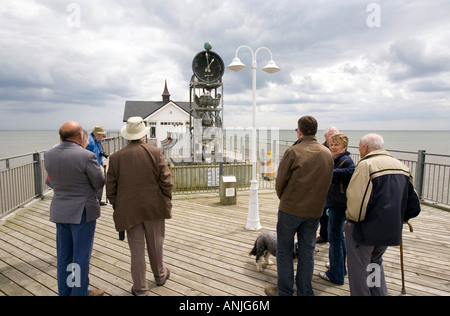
left=409, top=79, right=450, bottom=92
left=388, top=38, right=450, bottom=81
left=1, top=0, right=450, bottom=131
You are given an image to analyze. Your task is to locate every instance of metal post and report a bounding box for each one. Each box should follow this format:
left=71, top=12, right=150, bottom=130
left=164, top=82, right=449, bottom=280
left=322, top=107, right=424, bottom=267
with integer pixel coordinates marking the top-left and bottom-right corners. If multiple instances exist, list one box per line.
left=246, top=58, right=262, bottom=230
left=272, top=139, right=278, bottom=177
left=33, top=152, right=43, bottom=199
left=415, top=150, right=426, bottom=199
left=227, top=45, right=279, bottom=230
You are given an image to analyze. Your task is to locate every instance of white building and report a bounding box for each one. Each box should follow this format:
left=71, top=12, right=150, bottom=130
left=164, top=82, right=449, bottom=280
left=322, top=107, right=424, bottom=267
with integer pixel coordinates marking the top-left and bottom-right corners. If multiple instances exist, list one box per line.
left=123, top=81, right=191, bottom=148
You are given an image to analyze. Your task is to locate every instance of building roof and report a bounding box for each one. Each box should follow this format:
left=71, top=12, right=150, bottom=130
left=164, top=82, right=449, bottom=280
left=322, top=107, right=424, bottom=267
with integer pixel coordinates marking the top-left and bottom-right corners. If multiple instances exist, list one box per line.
left=123, top=101, right=190, bottom=122
left=123, top=81, right=190, bottom=122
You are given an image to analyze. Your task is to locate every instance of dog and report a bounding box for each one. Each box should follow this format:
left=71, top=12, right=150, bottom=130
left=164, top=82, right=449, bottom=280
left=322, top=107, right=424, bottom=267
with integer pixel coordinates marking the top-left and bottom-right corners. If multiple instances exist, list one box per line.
left=249, top=231, right=298, bottom=272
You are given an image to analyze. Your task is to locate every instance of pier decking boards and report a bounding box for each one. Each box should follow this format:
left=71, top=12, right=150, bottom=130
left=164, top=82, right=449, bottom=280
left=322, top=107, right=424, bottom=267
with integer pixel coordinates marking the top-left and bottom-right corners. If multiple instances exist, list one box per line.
left=0, top=190, right=449, bottom=296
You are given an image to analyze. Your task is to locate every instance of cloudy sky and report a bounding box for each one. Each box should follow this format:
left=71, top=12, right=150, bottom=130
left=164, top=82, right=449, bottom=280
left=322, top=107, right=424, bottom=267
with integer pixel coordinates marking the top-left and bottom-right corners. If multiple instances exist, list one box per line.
left=1, top=0, right=449, bottom=131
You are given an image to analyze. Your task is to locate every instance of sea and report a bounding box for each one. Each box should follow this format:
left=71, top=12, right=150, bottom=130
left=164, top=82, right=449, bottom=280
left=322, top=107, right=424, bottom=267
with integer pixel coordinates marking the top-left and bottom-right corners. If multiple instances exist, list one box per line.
left=1, top=130, right=449, bottom=163
left=228, top=129, right=450, bottom=164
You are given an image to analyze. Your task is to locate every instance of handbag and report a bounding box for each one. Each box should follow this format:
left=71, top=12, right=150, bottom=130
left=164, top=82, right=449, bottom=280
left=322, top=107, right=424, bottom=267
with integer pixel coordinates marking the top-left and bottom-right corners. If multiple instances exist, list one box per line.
left=329, top=159, right=349, bottom=208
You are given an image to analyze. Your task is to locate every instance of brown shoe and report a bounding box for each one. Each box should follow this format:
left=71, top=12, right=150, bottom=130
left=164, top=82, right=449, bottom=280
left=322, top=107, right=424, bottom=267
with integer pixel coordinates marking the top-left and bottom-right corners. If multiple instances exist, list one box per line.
left=156, top=267, right=170, bottom=286
left=265, top=285, right=278, bottom=296
left=88, top=289, right=105, bottom=296
left=316, top=236, right=328, bottom=244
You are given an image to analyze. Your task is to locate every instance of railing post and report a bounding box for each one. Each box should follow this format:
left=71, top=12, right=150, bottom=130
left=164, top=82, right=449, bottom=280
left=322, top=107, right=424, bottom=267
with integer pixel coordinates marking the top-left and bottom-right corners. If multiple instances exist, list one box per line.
left=33, top=152, right=43, bottom=198
left=415, top=150, right=426, bottom=199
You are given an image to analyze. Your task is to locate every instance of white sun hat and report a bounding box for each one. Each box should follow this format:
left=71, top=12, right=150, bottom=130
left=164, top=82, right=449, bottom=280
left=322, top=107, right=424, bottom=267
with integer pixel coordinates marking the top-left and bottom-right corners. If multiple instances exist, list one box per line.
left=120, top=116, right=150, bottom=140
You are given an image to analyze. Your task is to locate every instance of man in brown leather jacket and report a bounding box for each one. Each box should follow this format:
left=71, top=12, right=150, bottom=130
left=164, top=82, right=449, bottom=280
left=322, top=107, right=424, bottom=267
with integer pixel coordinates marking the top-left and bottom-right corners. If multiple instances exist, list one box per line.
left=266, top=116, right=333, bottom=296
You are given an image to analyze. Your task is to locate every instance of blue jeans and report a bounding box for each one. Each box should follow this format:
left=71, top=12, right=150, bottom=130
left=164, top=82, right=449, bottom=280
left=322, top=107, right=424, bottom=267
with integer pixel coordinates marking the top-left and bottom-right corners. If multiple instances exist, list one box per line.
left=56, top=209, right=96, bottom=296
left=326, top=207, right=347, bottom=285
left=276, top=210, right=319, bottom=296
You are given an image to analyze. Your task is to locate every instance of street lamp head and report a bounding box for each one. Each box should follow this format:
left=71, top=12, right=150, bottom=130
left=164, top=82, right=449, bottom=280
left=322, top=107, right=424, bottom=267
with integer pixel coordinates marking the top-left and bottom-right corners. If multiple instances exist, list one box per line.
left=227, top=57, right=246, bottom=72
left=262, top=60, right=280, bottom=74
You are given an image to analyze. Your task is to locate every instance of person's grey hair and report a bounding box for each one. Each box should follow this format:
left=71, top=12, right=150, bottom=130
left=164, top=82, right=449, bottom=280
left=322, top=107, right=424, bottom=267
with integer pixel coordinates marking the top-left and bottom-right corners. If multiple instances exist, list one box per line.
left=82, top=129, right=89, bottom=143
left=361, top=133, right=384, bottom=151
left=324, top=126, right=339, bottom=136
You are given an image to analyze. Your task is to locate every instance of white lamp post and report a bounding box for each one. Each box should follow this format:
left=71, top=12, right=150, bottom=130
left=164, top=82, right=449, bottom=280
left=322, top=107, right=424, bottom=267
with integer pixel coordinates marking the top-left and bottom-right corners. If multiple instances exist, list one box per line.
left=227, top=46, right=280, bottom=230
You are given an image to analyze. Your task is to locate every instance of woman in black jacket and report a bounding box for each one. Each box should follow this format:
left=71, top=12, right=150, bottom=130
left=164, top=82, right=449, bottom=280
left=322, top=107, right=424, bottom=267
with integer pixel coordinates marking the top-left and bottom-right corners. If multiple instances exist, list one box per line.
left=319, top=133, right=355, bottom=285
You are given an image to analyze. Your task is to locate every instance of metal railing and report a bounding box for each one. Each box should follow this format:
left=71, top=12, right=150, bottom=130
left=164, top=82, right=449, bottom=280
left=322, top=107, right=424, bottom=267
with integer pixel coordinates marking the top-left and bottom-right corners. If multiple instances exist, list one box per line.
left=0, top=152, right=47, bottom=217
left=225, top=140, right=450, bottom=206
left=421, top=154, right=450, bottom=205
left=345, top=147, right=450, bottom=206
left=1, top=136, right=449, bottom=216
left=0, top=136, right=129, bottom=217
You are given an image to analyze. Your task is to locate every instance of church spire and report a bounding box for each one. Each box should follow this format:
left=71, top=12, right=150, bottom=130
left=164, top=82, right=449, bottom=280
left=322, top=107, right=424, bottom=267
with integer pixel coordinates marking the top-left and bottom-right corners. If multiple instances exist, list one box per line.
left=162, top=80, right=170, bottom=104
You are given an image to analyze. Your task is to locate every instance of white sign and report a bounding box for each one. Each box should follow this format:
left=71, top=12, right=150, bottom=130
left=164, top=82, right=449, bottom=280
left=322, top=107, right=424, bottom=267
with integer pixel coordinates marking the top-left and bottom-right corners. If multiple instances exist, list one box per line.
left=225, top=188, right=235, bottom=197
left=222, top=176, right=236, bottom=182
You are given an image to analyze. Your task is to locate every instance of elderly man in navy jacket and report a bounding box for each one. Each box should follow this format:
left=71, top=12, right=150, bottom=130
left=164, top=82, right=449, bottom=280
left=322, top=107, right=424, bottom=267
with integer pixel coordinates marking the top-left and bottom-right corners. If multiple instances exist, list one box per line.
left=345, top=133, right=421, bottom=296
left=45, top=121, right=105, bottom=296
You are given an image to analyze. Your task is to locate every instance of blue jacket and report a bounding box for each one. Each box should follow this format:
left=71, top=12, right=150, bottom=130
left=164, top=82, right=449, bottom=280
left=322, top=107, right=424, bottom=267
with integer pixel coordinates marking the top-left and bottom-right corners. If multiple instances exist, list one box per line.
left=86, top=133, right=104, bottom=166
left=346, top=150, right=421, bottom=246
left=325, top=151, right=355, bottom=209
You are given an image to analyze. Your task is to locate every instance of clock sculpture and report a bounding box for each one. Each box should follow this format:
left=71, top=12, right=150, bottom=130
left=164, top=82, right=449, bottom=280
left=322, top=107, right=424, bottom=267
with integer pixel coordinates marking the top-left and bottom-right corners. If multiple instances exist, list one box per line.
left=190, top=42, right=224, bottom=163
left=192, top=48, right=225, bottom=83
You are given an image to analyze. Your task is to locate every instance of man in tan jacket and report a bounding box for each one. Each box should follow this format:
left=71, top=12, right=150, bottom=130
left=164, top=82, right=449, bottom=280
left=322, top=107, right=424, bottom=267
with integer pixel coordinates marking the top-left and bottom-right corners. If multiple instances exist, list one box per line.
left=345, top=133, right=420, bottom=296
left=266, top=116, right=333, bottom=296
left=106, top=117, right=173, bottom=296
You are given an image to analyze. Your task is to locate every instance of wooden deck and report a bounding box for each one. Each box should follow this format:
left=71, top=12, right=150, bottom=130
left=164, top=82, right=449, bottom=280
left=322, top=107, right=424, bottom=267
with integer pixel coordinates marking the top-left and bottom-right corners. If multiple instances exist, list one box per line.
left=1, top=190, right=449, bottom=296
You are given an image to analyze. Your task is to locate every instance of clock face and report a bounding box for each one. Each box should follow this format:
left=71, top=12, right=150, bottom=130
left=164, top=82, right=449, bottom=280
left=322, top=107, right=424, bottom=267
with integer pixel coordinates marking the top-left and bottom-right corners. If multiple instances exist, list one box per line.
left=192, top=50, right=225, bottom=83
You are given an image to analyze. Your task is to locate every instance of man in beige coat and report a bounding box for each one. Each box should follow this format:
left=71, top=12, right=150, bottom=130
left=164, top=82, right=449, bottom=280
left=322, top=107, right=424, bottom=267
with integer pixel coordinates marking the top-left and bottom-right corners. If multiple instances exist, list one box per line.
left=106, top=117, right=173, bottom=296
left=266, top=116, right=333, bottom=296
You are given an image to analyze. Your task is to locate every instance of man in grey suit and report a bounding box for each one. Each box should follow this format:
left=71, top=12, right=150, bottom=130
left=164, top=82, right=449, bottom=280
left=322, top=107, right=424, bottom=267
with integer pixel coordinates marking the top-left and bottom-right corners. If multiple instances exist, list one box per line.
left=45, top=121, right=105, bottom=296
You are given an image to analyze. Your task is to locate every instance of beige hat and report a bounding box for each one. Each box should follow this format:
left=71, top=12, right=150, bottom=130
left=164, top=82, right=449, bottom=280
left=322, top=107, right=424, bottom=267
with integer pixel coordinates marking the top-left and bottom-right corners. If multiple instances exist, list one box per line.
left=121, top=116, right=150, bottom=140
left=92, top=125, right=106, bottom=135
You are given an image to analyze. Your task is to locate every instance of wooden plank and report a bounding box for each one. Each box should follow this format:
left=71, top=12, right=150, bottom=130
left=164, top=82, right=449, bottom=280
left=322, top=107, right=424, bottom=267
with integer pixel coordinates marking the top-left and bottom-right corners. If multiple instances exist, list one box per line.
left=1, top=190, right=449, bottom=296
left=0, top=243, right=57, bottom=293
left=0, top=257, right=55, bottom=296
left=0, top=260, right=33, bottom=296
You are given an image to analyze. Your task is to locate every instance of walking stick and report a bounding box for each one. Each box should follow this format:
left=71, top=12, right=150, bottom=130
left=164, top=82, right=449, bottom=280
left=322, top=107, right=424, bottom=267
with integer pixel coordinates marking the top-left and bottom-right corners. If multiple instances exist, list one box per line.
left=400, top=221, right=414, bottom=294
left=103, top=165, right=108, bottom=204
